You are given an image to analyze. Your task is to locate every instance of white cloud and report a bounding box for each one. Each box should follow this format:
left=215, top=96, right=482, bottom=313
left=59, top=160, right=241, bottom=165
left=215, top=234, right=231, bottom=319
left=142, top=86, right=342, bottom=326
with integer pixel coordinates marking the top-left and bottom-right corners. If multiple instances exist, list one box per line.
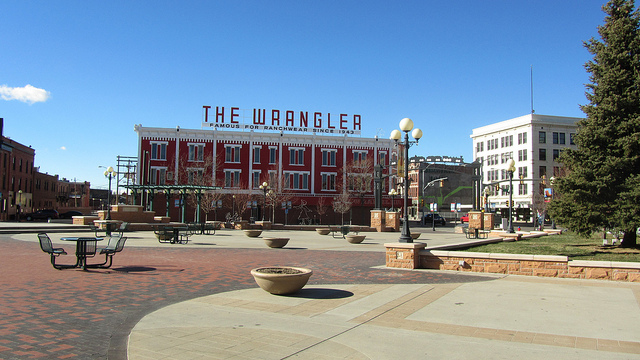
left=0, top=84, right=51, bottom=104
left=60, top=146, right=67, bottom=151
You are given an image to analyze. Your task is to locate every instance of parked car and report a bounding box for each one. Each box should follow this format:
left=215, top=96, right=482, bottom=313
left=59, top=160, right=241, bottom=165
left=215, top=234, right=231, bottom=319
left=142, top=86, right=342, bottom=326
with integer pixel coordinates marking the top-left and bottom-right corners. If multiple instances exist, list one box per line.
left=460, top=214, right=469, bottom=223
left=424, top=213, right=446, bottom=226
left=25, top=209, right=59, bottom=221
left=59, top=210, right=84, bottom=219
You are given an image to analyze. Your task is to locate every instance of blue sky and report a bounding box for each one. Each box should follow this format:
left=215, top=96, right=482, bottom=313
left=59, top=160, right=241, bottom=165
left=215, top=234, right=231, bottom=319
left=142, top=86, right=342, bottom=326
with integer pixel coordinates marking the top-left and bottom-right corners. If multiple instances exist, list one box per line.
left=1, top=0, right=606, bottom=189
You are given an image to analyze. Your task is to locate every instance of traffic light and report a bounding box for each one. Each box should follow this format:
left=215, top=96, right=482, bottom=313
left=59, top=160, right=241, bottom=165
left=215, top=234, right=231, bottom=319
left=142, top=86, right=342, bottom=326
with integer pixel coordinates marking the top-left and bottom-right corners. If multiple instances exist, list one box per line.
left=439, top=180, right=444, bottom=187
left=506, top=200, right=510, bottom=207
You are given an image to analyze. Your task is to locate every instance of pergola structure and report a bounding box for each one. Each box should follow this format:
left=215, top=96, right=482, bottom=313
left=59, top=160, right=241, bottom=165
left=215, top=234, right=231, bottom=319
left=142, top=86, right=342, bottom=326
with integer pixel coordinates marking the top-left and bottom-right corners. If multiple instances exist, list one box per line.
left=123, top=184, right=221, bottom=223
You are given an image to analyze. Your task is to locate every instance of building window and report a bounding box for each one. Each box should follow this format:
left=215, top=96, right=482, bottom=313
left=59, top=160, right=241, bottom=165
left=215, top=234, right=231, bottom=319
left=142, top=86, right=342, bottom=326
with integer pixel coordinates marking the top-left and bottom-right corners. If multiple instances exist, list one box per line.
left=519, top=183, right=528, bottom=195
left=378, top=151, right=387, bottom=166
left=269, top=147, right=277, bottom=164
left=518, top=132, right=527, bottom=145
left=539, top=166, right=547, bottom=178
left=487, top=138, right=498, bottom=150
left=476, top=141, right=484, bottom=153
left=353, top=150, right=367, bottom=163
left=322, top=149, right=336, bottom=166
left=253, top=146, right=261, bottom=164
left=518, top=149, right=528, bottom=161
left=553, top=149, right=560, bottom=161
left=252, top=171, right=261, bottom=188
left=501, top=135, right=513, bottom=148
left=539, top=131, right=546, bottom=144
left=289, top=148, right=304, bottom=165
left=224, top=170, right=241, bottom=188
left=559, top=133, right=565, bottom=145
left=151, top=142, right=167, bottom=160
left=150, top=167, right=167, bottom=185
left=570, top=133, right=575, bottom=145
left=284, top=171, right=309, bottom=190
left=518, top=166, right=528, bottom=178
left=225, top=145, right=241, bottom=163
left=187, top=168, right=204, bottom=184
left=539, top=148, right=546, bottom=161
left=321, top=173, right=336, bottom=191
left=188, top=144, right=204, bottom=162
left=348, top=173, right=372, bottom=192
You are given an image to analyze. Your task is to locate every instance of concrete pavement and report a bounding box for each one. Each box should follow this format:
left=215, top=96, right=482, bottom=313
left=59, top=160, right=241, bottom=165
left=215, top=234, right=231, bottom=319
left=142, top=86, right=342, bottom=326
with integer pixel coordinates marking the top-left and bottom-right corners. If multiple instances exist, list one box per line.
left=3, top=222, right=640, bottom=359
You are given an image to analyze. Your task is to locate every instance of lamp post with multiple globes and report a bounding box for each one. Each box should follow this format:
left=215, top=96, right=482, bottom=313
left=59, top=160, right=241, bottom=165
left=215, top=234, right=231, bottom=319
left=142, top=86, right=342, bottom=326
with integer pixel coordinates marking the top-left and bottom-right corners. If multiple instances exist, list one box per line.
left=390, top=118, right=423, bottom=243
left=259, top=181, right=270, bottom=221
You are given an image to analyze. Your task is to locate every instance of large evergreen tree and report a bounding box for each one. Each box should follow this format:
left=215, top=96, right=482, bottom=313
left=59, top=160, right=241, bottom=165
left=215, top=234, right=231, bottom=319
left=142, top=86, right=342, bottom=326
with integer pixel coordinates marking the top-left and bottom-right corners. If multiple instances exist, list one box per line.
left=549, top=0, right=640, bottom=247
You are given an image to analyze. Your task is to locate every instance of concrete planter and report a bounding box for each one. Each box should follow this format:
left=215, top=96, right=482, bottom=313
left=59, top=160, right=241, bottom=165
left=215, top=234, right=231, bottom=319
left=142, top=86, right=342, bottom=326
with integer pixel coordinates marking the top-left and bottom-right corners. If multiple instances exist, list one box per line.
left=251, top=266, right=313, bottom=295
left=346, top=235, right=366, bottom=244
left=243, top=229, right=263, bottom=237
left=410, top=232, right=421, bottom=240
left=315, top=228, right=330, bottom=235
left=264, top=237, right=289, bottom=248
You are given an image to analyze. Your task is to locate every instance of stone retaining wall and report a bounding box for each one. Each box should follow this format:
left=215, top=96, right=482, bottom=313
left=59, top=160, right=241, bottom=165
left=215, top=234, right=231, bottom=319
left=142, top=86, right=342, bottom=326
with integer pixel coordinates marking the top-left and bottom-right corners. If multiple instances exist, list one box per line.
left=418, top=250, right=640, bottom=282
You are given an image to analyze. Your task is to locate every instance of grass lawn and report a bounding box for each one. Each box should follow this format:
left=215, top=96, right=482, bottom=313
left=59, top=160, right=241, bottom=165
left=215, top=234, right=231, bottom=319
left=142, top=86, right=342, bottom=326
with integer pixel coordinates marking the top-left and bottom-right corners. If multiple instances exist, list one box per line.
left=459, top=232, right=640, bottom=262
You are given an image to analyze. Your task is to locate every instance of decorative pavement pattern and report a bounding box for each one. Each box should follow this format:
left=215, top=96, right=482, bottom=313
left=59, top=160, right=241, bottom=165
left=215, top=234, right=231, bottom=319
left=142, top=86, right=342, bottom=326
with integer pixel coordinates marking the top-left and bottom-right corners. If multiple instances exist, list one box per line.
left=0, top=236, right=492, bottom=360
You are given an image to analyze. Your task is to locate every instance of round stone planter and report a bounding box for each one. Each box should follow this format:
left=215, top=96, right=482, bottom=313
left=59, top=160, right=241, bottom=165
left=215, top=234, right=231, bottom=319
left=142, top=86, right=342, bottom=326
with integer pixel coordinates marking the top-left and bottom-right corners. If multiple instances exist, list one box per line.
left=315, top=228, right=330, bottom=235
left=410, top=232, right=421, bottom=240
left=264, top=237, right=289, bottom=248
left=345, top=235, right=366, bottom=244
left=244, top=229, right=263, bottom=237
left=251, top=266, right=313, bottom=295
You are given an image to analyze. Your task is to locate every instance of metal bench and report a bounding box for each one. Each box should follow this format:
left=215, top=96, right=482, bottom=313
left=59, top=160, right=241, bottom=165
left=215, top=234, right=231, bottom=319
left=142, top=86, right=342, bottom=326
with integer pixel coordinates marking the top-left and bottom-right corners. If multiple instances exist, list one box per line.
left=89, top=234, right=127, bottom=269
left=37, top=233, right=75, bottom=270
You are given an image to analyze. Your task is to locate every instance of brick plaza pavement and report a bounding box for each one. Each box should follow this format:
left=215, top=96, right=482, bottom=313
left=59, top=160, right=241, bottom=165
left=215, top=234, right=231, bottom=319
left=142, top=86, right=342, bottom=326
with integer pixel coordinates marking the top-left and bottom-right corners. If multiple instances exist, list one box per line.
left=0, top=234, right=492, bottom=360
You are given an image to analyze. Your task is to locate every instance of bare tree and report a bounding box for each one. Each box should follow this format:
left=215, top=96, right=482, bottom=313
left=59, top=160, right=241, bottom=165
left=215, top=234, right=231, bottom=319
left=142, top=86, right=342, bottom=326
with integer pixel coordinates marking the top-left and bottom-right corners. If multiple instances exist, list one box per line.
left=316, top=195, right=329, bottom=224
left=332, top=190, right=352, bottom=226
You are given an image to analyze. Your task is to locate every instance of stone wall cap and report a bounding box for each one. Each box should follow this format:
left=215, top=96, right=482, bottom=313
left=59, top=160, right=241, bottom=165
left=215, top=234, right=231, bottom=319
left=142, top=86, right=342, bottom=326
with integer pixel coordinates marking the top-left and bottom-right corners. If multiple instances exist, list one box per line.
left=490, top=253, right=535, bottom=260
left=384, top=242, right=427, bottom=249
left=569, top=260, right=640, bottom=269
left=422, top=250, right=449, bottom=256
left=533, top=255, right=569, bottom=262
left=447, top=251, right=491, bottom=259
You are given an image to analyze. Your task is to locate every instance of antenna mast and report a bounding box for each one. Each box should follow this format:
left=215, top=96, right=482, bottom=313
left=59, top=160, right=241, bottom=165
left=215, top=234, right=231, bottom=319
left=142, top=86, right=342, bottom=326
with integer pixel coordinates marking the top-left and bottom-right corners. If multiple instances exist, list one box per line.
left=530, top=65, right=535, bottom=114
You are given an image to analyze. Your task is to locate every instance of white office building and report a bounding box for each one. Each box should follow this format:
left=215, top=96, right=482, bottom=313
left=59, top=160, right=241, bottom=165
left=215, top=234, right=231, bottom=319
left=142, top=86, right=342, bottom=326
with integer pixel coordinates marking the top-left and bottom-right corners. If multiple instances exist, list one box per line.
left=470, top=114, right=581, bottom=221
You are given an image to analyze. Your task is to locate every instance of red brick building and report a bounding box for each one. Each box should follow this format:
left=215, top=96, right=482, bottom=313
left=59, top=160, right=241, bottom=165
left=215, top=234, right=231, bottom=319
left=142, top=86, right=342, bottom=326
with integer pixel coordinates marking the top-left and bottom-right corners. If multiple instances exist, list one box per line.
left=0, top=136, right=35, bottom=220
left=134, top=125, right=395, bottom=224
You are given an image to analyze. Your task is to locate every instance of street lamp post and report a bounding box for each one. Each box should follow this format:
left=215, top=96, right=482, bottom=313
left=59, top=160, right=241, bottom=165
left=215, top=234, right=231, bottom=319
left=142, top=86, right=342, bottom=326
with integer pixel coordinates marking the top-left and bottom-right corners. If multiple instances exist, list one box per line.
left=506, top=159, right=516, bottom=233
left=550, top=176, right=556, bottom=229
left=259, top=181, right=270, bottom=221
left=104, top=166, right=117, bottom=221
left=390, top=118, right=423, bottom=243
left=388, top=189, right=397, bottom=211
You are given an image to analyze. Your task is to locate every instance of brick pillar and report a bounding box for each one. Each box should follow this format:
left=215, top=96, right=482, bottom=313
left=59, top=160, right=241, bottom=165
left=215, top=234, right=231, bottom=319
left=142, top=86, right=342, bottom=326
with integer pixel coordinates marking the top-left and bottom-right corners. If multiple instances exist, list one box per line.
left=468, top=210, right=483, bottom=230
left=384, top=242, right=427, bottom=269
left=483, top=213, right=495, bottom=230
left=385, top=211, right=400, bottom=232
left=370, top=210, right=386, bottom=232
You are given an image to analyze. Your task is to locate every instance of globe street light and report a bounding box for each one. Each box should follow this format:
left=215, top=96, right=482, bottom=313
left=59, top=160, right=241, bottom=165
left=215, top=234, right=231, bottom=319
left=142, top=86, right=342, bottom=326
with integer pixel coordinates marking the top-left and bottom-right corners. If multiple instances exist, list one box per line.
left=259, top=181, right=270, bottom=221
left=390, top=118, right=423, bottom=243
left=104, top=166, right=117, bottom=221
left=506, top=158, right=516, bottom=233
left=388, top=189, right=398, bottom=212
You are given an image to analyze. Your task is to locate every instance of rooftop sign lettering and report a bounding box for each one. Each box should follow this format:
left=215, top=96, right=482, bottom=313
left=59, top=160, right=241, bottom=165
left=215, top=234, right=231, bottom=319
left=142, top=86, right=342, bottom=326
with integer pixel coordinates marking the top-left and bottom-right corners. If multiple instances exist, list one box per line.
left=202, top=106, right=362, bottom=135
